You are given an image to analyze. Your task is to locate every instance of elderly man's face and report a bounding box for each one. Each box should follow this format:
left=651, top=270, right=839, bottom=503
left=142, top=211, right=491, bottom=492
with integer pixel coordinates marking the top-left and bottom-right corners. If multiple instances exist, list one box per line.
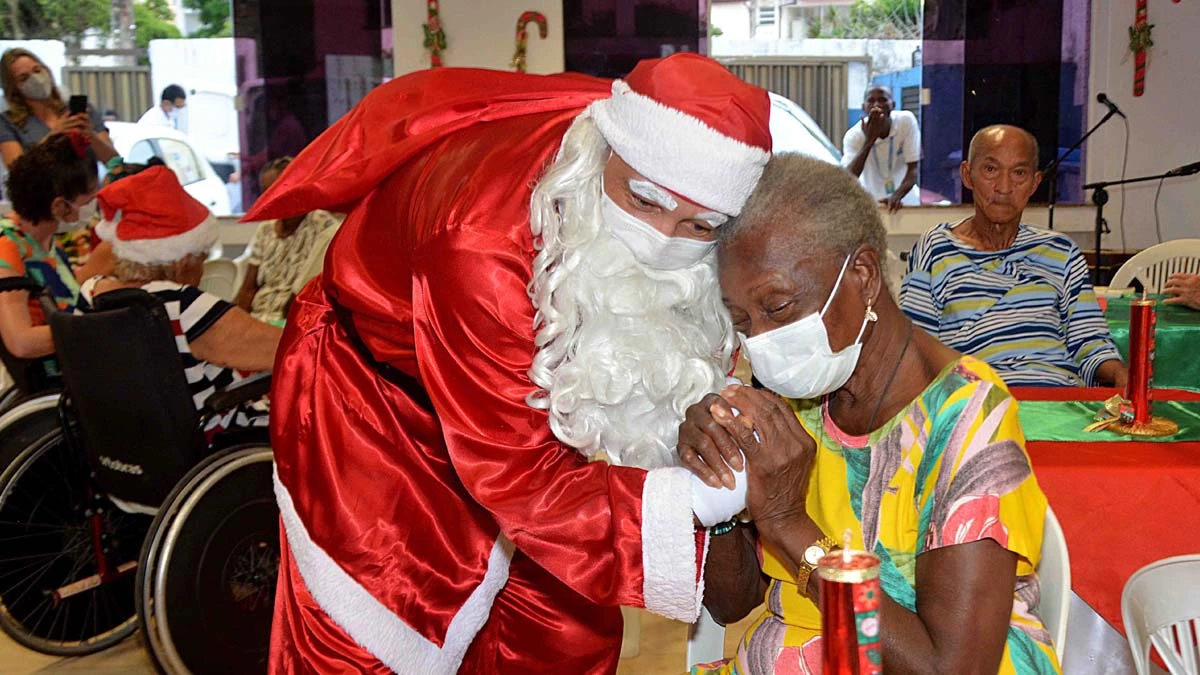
left=719, top=226, right=870, bottom=353
left=602, top=153, right=726, bottom=242
left=962, top=130, right=1042, bottom=225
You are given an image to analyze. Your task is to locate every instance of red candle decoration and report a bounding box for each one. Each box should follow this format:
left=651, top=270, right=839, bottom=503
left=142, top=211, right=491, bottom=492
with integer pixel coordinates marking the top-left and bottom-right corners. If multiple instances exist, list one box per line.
left=1125, top=298, right=1156, bottom=423
left=819, top=550, right=883, bottom=675
left=1129, top=0, right=1153, bottom=97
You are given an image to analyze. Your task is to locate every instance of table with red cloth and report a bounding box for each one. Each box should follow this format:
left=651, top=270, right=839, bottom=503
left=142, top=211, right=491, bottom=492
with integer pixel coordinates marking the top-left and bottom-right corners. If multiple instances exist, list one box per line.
left=1011, top=385, right=1200, bottom=636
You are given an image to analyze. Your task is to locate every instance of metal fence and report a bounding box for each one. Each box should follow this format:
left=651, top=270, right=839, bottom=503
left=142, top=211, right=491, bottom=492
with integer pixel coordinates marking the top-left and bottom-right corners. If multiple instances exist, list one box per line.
left=721, top=57, right=855, bottom=144
left=63, top=49, right=153, bottom=123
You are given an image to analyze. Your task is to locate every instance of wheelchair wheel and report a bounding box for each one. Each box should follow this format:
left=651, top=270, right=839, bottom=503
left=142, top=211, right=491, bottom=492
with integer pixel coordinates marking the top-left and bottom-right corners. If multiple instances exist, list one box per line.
left=0, top=427, right=150, bottom=655
left=0, top=395, right=60, bottom=471
left=138, top=444, right=277, bottom=674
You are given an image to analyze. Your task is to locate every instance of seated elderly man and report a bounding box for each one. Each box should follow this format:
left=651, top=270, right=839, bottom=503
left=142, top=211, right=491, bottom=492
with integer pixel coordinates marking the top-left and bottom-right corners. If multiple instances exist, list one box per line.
left=86, top=165, right=282, bottom=434
left=901, top=124, right=1127, bottom=387
left=679, top=154, right=1060, bottom=674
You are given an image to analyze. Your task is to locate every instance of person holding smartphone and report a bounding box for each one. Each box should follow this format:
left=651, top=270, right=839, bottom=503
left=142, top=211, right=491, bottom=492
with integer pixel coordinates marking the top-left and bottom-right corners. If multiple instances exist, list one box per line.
left=0, top=48, right=118, bottom=169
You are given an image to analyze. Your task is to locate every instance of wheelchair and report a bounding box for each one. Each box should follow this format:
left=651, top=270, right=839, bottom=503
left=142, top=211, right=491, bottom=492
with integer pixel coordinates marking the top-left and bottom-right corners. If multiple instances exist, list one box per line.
left=0, top=278, right=279, bottom=674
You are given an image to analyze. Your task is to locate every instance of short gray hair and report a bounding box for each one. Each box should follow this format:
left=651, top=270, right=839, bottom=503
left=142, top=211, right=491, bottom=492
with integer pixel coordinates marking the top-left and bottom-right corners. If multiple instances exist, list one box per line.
left=719, top=154, right=887, bottom=273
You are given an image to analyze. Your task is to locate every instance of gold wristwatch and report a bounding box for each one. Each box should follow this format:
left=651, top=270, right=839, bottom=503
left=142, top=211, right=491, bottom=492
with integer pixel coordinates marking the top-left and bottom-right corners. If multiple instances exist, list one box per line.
left=796, top=535, right=839, bottom=591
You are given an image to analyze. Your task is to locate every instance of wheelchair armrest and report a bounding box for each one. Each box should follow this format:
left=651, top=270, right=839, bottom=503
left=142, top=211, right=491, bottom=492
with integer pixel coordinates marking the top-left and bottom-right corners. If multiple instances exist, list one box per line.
left=0, top=277, right=56, bottom=318
left=203, top=371, right=272, bottom=414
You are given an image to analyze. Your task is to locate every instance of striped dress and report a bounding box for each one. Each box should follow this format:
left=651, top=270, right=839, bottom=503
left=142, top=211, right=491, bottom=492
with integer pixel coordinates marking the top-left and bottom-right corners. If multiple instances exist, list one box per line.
left=900, top=221, right=1121, bottom=387
left=81, top=278, right=269, bottom=433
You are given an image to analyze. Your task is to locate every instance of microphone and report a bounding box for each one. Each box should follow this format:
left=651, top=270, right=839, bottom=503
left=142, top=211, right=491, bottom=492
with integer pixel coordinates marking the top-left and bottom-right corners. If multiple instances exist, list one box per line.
left=1097, top=93, right=1126, bottom=119
left=1166, top=161, right=1200, bottom=177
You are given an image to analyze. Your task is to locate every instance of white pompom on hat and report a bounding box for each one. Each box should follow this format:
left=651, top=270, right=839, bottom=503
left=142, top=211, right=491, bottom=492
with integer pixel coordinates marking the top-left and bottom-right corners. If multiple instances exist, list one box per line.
left=95, top=165, right=217, bottom=265
left=587, top=53, right=773, bottom=217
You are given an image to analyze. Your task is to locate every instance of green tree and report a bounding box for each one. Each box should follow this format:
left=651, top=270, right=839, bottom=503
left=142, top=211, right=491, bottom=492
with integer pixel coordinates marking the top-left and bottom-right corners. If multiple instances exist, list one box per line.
left=182, top=0, right=231, bottom=38
left=0, top=0, right=109, bottom=43
left=807, top=0, right=921, bottom=40
left=133, top=0, right=181, bottom=48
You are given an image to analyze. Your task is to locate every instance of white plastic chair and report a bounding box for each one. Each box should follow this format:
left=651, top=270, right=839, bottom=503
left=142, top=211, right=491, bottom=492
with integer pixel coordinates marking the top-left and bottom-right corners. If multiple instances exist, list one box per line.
left=199, top=258, right=239, bottom=302
left=1039, top=506, right=1070, bottom=661
left=684, top=506, right=1070, bottom=669
left=885, top=249, right=906, bottom=301
left=1122, top=554, right=1200, bottom=675
left=1109, top=239, right=1200, bottom=294
left=293, top=222, right=341, bottom=294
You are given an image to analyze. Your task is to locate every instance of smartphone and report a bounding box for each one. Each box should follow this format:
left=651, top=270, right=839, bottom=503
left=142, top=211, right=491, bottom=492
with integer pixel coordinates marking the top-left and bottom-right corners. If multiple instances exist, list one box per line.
left=68, top=95, right=88, bottom=116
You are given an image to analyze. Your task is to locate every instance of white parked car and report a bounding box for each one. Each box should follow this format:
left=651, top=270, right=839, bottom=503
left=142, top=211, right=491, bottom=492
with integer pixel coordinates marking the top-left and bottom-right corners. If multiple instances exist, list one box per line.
left=105, top=122, right=232, bottom=216
left=768, top=92, right=842, bottom=165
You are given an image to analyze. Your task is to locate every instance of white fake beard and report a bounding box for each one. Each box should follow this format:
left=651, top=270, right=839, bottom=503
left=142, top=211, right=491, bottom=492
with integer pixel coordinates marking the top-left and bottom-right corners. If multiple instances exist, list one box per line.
left=526, top=116, right=734, bottom=470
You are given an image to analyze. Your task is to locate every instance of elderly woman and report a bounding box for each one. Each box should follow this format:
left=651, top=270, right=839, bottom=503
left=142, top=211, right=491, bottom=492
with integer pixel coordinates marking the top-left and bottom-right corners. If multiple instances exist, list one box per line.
left=901, top=125, right=1125, bottom=388
left=0, top=48, right=117, bottom=168
left=84, top=164, right=281, bottom=434
left=0, top=132, right=97, bottom=363
left=679, top=155, right=1060, bottom=674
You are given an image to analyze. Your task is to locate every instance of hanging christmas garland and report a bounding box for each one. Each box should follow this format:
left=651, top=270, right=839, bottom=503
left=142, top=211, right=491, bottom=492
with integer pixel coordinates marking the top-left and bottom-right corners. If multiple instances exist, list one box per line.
left=511, top=11, right=548, bottom=73
left=1128, top=0, right=1153, bottom=96
left=423, top=0, right=447, bottom=68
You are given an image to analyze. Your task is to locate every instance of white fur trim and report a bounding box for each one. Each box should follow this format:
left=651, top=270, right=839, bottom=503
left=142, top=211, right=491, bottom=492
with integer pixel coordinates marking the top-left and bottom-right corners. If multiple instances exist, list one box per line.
left=641, top=467, right=704, bottom=622
left=110, top=213, right=218, bottom=265
left=275, top=470, right=514, bottom=673
left=589, top=81, right=769, bottom=216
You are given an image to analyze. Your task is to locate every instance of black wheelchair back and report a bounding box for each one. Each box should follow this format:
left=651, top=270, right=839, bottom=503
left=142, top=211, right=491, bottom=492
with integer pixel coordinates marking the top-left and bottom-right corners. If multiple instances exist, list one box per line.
left=0, top=278, right=278, bottom=673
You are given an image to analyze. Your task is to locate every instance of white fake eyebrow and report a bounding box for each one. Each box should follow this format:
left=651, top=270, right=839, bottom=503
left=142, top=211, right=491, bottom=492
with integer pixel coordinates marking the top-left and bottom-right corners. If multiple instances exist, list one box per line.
left=696, top=212, right=729, bottom=227
left=628, top=179, right=678, bottom=211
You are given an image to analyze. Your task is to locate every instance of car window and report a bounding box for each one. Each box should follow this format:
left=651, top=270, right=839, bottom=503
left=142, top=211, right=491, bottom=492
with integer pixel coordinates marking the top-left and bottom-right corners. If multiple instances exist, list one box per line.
left=127, top=139, right=159, bottom=165
left=156, top=138, right=205, bottom=186
left=768, top=99, right=841, bottom=164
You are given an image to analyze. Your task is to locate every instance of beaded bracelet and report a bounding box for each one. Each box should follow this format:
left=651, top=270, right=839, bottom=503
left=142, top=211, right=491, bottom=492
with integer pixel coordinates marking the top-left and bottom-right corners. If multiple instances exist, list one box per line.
left=710, top=517, right=739, bottom=537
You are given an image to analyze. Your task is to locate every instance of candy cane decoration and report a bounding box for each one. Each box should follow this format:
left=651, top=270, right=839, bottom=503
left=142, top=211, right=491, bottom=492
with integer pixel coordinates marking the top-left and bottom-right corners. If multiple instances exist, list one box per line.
left=1129, top=0, right=1154, bottom=97
left=423, top=0, right=447, bottom=68
left=511, top=11, right=548, bottom=73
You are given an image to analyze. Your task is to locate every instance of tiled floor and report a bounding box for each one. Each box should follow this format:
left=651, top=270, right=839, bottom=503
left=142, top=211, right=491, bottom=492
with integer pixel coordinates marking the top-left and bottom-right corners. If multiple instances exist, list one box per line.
left=0, top=609, right=757, bottom=674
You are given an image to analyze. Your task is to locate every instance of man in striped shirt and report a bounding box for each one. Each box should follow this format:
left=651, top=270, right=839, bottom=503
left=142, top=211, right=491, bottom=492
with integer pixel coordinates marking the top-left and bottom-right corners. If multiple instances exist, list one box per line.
left=900, top=125, right=1127, bottom=388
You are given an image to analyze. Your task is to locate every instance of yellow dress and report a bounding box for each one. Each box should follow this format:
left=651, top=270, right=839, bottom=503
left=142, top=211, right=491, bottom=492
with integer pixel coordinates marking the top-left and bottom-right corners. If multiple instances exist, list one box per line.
left=693, top=357, right=1061, bottom=675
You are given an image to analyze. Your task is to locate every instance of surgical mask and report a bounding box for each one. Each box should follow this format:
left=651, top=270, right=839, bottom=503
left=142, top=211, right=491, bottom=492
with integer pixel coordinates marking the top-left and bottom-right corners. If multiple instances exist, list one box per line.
left=741, top=254, right=875, bottom=399
left=600, top=192, right=714, bottom=271
left=57, top=198, right=97, bottom=233
left=18, top=71, right=53, bottom=101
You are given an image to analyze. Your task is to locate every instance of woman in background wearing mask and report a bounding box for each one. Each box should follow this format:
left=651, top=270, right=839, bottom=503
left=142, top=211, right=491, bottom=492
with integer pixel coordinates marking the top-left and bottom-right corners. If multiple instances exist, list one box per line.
left=0, top=132, right=97, bottom=360
left=677, top=156, right=1060, bottom=674
left=0, top=48, right=117, bottom=168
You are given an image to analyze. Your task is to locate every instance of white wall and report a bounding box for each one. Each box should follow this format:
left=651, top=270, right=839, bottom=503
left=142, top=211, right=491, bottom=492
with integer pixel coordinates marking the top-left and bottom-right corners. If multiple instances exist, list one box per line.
left=1088, top=0, right=1200, bottom=250
left=390, top=0, right=563, bottom=77
left=711, top=2, right=752, bottom=41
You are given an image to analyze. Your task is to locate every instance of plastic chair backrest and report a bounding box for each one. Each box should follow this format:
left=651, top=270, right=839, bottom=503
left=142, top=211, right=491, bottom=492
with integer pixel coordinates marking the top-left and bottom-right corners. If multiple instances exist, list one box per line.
left=886, top=250, right=905, bottom=301
left=294, top=222, right=341, bottom=295
left=1039, top=506, right=1070, bottom=662
left=48, top=288, right=206, bottom=509
left=199, top=258, right=239, bottom=302
left=1109, top=239, right=1200, bottom=292
left=684, top=506, right=1071, bottom=669
left=1122, top=554, right=1200, bottom=675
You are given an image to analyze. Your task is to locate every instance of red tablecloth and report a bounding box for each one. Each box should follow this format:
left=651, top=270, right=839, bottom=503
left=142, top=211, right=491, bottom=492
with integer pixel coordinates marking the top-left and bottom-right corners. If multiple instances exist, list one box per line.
left=1011, top=386, right=1200, bottom=635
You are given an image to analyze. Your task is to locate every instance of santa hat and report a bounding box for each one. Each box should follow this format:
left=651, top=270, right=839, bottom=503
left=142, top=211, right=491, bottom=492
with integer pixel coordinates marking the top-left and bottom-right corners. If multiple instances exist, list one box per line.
left=588, top=53, right=772, bottom=217
left=95, top=166, right=218, bottom=265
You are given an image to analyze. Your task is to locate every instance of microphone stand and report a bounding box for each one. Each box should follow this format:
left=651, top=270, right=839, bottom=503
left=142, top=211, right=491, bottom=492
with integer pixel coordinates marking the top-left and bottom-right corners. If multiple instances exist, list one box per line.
left=1044, top=108, right=1117, bottom=231
left=1083, top=166, right=1197, bottom=285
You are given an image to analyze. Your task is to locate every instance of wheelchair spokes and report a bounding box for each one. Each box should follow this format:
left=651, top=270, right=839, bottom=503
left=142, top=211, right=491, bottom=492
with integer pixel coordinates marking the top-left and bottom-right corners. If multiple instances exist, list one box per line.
left=0, top=429, right=148, bottom=655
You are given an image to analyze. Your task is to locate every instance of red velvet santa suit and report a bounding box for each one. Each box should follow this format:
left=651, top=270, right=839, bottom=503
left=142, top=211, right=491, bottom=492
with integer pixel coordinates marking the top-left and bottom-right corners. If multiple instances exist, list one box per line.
left=244, top=56, right=771, bottom=674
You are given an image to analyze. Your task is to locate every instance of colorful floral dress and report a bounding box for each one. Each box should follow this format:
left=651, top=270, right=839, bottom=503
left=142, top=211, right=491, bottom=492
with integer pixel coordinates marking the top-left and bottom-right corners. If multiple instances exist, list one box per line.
left=693, top=357, right=1061, bottom=675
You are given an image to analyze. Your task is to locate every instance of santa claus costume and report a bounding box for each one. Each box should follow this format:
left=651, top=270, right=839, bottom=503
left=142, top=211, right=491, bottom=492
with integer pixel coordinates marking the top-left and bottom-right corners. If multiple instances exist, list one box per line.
left=243, top=54, right=771, bottom=674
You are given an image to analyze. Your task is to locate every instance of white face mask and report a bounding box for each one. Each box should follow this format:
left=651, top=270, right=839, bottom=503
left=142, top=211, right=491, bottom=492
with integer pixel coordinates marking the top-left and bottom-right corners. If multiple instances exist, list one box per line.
left=600, top=192, right=715, bottom=271
left=741, top=254, right=875, bottom=399
left=18, top=71, right=53, bottom=101
left=57, top=197, right=97, bottom=233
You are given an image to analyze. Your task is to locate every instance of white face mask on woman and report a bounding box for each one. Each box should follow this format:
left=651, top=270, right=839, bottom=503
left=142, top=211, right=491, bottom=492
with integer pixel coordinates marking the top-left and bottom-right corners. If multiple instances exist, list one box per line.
left=740, top=253, right=876, bottom=399
left=18, top=70, right=53, bottom=101
left=600, top=192, right=715, bottom=271
left=57, top=197, right=97, bottom=234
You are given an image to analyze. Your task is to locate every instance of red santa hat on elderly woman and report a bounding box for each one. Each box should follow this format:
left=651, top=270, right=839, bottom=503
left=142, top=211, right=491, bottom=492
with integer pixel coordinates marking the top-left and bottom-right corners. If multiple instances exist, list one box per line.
left=587, top=53, right=772, bottom=217
left=95, top=166, right=218, bottom=265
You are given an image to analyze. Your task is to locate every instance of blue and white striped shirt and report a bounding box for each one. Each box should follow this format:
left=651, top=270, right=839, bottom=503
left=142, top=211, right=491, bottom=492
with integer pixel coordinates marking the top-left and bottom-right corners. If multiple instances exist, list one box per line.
left=900, top=221, right=1122, bottom=387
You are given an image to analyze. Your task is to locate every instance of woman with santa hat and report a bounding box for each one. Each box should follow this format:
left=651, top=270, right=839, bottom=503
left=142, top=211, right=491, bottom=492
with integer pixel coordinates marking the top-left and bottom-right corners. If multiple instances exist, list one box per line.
left=86, top=165, right=281, bottom=434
